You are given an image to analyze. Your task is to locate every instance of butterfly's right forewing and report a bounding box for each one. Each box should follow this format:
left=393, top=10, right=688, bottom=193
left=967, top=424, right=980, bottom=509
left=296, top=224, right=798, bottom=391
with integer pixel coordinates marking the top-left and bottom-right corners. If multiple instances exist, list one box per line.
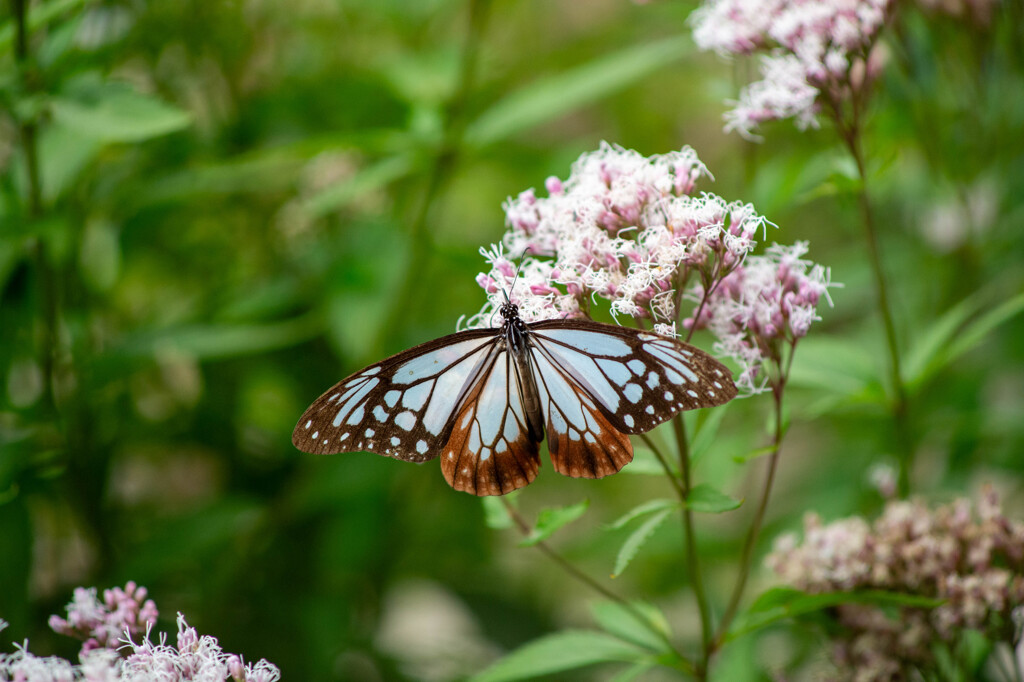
left=292, top=329, right=498, bottom=462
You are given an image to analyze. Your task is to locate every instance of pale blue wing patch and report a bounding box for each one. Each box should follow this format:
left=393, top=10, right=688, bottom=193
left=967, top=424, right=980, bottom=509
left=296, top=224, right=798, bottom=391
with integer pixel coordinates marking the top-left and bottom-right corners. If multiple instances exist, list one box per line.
left=293, top=330, right=499, bottom=462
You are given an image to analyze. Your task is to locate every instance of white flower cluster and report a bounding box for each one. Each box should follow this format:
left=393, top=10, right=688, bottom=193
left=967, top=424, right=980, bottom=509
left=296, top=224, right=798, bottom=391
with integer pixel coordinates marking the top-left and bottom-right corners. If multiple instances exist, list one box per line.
left=1, top=586, right=280, bottom=682
left=466, top=143, right=769, bottom=330
left=687, top=242, right=836, bottom=392
left=690, top=0, right=891, bottom=138
left=766, top=487, right=1024, bottom=681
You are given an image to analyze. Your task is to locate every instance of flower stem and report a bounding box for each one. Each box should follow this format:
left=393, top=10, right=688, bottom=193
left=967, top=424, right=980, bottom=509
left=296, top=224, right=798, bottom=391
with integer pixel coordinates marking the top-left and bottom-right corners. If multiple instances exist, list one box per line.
left=672, top=415, right=713, bottom=678
left=712, top=375, right=786, bottom=648
left=377, top=0, right=491, bottom=346
left=827, top=88, right=913, bottom=496
left=11, top=0, right=57, bottom=411
left=501, top=499, right=694, bottom=675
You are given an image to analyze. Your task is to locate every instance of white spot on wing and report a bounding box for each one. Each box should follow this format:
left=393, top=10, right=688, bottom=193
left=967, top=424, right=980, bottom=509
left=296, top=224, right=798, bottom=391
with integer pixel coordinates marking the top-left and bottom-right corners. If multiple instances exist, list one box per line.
left=623, top=383, right=643, bottom=403
left=373, top=406, right=388, bottom=422
left=395, top=411, right=416, bottom=431
left=646, top=372, right=660, bottom=388
left=416, top=440, right=428, bottom=454
left=384, top=390, right=401, bottom=407
left=624, top=414, right=634, bottom=428
left=627, top=359, right=645, bottom=375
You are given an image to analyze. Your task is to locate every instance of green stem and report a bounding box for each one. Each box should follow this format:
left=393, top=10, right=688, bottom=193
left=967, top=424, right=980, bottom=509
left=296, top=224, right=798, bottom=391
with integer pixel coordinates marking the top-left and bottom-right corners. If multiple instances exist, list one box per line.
left=11, top=0, right=57, bottom=410
left=501, top=499, right=694, bottom=675
left=673, top=414, right=712, bottom=678
left=377, top=0, right=491, bottom=346
left=637, top=433, right=685, bottom=500
left=826, top=88, right=913, bottom=496
left=712, top=368, right=787, bottom=648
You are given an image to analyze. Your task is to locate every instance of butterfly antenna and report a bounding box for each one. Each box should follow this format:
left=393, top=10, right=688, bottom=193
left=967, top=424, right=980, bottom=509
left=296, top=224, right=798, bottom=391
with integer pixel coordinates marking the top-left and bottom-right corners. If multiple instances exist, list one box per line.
left=507, top=249, right=530, bottom=301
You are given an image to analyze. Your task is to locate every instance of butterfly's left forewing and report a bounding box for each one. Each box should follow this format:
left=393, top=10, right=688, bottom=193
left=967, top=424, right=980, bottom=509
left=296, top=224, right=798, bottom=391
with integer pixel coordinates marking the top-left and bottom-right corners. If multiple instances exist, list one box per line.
left=293, top=329, right=499, bottom=461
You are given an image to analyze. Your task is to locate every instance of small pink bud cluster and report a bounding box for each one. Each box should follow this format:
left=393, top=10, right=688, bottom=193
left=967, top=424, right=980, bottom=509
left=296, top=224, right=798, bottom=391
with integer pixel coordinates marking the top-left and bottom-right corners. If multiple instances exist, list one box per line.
left=466, top=143, right=772, bottom=331
left=686, top=242, right=835, bottom=392
left=690, top=0, right=891, bottom=138
left=47, top=581, right=158, bottom=654
left=2, top=584, right=280, bottom=681
left=766, top=487, right=1024, bottom=680
left=121, top=613, right=280, bottom=682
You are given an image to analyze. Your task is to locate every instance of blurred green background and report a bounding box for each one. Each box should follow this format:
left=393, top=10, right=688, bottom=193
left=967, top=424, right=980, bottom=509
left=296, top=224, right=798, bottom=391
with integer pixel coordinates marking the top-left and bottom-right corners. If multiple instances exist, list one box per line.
left=1, top=0, right=1022, bottom=679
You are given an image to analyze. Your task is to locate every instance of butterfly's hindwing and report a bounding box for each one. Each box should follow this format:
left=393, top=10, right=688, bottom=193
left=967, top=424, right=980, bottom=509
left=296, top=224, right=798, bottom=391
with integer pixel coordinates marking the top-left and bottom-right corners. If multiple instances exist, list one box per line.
left=528, top=320, right=737, bottom=434
left=441, top=350, right=541, bottom=495
left=292, top=329, right=499, bottom=461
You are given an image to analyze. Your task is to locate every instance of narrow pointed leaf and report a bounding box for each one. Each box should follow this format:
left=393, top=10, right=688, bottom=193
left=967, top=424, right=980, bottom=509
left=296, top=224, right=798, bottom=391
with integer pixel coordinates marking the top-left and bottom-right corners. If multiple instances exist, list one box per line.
left=481, top=496, right=514, bottom=530
left=684, top=483, right=742, bottom=513
left=940, top=291, right=1024, bottom=375
left=612, top=508, right=673, bottom=577
left=470, top=630, right=648, bottom=682
left=605, top=498, right=680, bottom=531
left=51, top=87, right=191, bottom=142
left=590, top=601, right=673, bottom=652
left=518, top=499, right=589, bottom=547
left=465, top=36, right=691, bottom=148
left=689, top=401, right=731, bottom=463
left=726, top=587, right=945, bottom=641
left=620, top=446, right=676, bottom=476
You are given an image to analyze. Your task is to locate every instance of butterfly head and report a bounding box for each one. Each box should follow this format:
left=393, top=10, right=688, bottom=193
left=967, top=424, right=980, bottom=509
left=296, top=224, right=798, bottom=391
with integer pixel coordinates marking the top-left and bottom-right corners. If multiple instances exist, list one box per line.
left=499, top=301, right=520, bottom=325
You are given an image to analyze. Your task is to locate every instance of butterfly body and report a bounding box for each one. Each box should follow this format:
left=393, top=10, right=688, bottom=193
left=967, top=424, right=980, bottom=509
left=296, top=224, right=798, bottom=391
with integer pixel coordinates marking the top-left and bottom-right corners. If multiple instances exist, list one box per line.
left=293, top=304, right=736, bottom=496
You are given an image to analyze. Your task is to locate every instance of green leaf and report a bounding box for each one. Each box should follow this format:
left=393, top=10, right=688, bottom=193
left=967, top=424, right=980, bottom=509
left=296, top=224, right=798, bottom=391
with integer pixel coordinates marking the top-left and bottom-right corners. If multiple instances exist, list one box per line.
left=903, top=294, right=982, bottom=388
left=590, top=601, right=673, bottom=652
left=0, top=0, right=87, bottom=55
left=106, top=315, right=321, bottom=361
left=481, top=496, right=514, bottom=530
left=607, top=662, right=657, bottom=682
left=518, top=499, right=589, bottom=547
left=621, top=446, right=676, bottom=476
left=787, top=336, right=879, bottom=397
left=50, top=84, right=191, bottom=142
left=303, top=154, right=414, bottom=218
left=689, top=401, right=731, bottom=464
left=465, top=36, right=691, bottom=148
left=470, top=630, right=648, bottom=682
left=38, top=123, right=102, bottom=203
left=605, top=498, right=680, bottom=531
left=612, top=508, right=672, bottom=577
left=937, top=291, right=1024, bottom=379
left=731, top=445, right=778, bottom=464
left=684, top=483, right=741, bottom=513
left=726, top=587, right=945, bottom=642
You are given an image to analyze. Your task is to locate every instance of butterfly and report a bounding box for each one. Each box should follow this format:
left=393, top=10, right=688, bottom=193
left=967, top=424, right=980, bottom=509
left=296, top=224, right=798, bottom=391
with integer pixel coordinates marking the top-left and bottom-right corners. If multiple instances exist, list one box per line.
left=292, top=302, right=737, bottom=496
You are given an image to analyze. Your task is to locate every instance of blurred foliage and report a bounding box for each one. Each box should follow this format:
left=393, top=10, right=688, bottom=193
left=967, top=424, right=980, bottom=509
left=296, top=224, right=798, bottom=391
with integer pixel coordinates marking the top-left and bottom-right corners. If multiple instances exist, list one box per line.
left=0, top=0, right=1022, bottom=679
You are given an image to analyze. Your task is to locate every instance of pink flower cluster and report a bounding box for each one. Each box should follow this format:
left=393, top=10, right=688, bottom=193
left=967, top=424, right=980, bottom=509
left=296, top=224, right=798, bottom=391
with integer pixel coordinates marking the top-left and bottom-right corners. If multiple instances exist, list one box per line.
left=47, top=582, right=158, bottom=654
left=466, top=142, right=771, bottom=334
left=766, top=487, right=1024, bottom=680
left=689, top=0, right=891, bottom=138
left=686, top=242, right=835, bottom=392
left=1, top=583, right=279, bottom=681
